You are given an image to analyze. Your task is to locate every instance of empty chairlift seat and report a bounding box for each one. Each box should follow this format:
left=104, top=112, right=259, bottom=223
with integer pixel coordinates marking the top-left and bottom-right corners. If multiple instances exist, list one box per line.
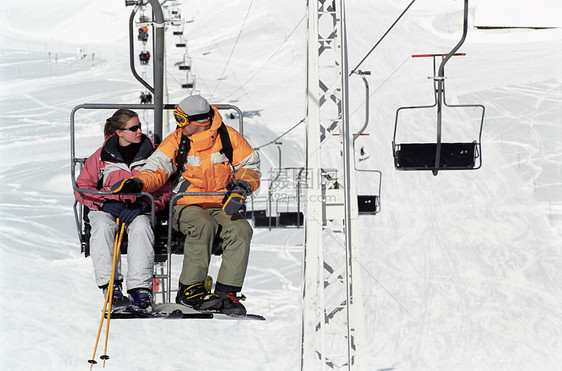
left=394, top=141, right=479, bottom=170
left=254, top=215, right=278, bottom=228
left=357, top=195, right=380, bottom=215
left=241, top=209, right=266, bottom=220
left=278, top=212, right=304, bottom=227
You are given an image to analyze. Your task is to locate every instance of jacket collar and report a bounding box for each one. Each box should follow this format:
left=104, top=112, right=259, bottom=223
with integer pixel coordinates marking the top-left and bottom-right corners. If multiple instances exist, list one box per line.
left=100, top=134, right=154, bottom=164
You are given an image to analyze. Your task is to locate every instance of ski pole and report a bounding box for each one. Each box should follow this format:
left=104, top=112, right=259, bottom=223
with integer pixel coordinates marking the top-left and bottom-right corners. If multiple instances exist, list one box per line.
left=101, top=219, right=126, bottom=366
left=88, top=219, right=125, bottom=369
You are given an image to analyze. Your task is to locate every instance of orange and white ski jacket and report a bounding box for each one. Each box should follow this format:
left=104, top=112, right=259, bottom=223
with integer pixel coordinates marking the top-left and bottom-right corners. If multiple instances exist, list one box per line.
left=134, top=106, right=260, bottom=208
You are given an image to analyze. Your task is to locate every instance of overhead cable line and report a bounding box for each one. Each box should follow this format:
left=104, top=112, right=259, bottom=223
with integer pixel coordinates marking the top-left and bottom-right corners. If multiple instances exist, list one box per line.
left=255, top=56, right=408, bottom=151
left=211, top=0, right=255, bottom=97
left=224, top=15, right=306, bottom=100
left=349, top=0, right=417, bottom=76
left=243, top=1, right=417, bottom=150
left=253, top=118, right=305, bottom=150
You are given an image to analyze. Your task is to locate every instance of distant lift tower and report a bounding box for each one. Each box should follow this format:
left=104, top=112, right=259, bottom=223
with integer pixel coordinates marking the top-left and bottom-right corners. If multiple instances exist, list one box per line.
left=302, top=0, right=366, bottom=370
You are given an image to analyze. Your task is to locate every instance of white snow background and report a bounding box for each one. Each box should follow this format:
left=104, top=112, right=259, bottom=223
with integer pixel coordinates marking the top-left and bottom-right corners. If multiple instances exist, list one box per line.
left=1, top=0, right=561, bottom=370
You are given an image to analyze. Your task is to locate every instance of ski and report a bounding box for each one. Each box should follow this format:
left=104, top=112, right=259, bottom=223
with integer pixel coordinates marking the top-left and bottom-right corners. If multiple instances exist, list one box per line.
left=104, top=303, right=266, bottom=320
left=108, top=307, right=212, bottom=319
left=154, top=302, right=266, bottom=321
left=211, top=312, right=266, bottom=321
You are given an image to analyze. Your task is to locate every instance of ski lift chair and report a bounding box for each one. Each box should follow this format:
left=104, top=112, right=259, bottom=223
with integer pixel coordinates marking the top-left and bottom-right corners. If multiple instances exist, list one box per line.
left=181, top=75, right=196, bottom=89
left=175, top=37, right=187, bottom=48
left=356, top=170, right=382, bottom=215
left=350, top=70, right=382, bottom=215
left=71, top=102, right=247, bottom=303
left=173, top=22, right=184, bottom=36
left=392, top=0, right=485, bottom=176
left=178, top=56, right=192, bottom=71
left=278, top=212, right=304, bottom=227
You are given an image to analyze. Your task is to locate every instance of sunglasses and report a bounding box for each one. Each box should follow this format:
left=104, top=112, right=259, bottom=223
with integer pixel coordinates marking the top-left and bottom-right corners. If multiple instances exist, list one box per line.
left=119, top=124, right=142, bottom=132
left=173, top=107, right=210, bottom=127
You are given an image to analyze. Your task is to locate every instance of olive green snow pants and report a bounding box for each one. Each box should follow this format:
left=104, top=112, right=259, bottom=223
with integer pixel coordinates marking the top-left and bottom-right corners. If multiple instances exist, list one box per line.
left=172, top=205, right=253, bottom=289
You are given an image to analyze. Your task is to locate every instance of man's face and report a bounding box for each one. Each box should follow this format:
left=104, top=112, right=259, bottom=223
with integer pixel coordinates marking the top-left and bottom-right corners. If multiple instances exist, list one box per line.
left=181, top=121, right=211, bottom=136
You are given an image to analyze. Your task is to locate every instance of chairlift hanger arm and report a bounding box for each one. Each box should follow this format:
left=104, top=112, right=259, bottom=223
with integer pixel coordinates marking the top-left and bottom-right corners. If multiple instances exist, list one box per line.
left=433, top=0, right=469, bottom=175
left=129, top=6, right=154, bottom=93
left=353, top=71, right=370, bottom=144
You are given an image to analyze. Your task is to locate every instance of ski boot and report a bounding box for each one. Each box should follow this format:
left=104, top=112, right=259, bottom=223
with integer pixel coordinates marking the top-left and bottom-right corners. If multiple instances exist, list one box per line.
left=128, top=288, right=153, bottom=312
left=101, top=282, right=131, bottom=311
left=176, top=282, right=222, bottom=311
left=215, top=284, right=247, bottom=316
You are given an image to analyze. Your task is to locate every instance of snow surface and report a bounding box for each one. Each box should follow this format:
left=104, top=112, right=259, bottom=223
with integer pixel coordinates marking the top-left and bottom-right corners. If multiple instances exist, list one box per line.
left=1, top=0, right=561, bottom=370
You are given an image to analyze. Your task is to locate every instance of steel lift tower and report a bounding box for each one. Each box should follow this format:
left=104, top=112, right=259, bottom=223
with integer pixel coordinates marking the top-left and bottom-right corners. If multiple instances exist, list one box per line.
left=302, top=0, right=366, bottom=369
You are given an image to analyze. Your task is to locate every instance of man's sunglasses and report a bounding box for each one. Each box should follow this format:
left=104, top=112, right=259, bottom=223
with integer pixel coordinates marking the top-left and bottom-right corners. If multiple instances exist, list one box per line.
left=119, top=124, right=142, bottom=132
left=173, top=107, right=211, bottom=127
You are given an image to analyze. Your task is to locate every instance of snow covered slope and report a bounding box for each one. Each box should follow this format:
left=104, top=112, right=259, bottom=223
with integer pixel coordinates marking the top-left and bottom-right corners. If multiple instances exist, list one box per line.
left=1, top=0, right=561, bottom=370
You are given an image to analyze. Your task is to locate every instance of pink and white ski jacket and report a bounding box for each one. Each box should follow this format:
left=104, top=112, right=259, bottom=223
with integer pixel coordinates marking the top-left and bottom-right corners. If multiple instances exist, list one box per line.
left=74, top=134, right=170, bottom=211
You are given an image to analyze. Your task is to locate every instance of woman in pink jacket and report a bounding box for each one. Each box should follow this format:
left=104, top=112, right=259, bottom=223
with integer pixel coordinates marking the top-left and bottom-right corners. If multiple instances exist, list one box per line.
left=75, top=109, right=170, bottom=311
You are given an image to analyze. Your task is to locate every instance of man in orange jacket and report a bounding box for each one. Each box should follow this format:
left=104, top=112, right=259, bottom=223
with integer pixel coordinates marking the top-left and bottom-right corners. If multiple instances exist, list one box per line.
left=112, top=95, right=260, bottom=315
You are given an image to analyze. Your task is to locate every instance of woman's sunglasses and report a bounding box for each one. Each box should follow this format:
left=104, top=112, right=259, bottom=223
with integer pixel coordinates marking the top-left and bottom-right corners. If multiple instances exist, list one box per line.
left=119, top=124, right=142, bottom=132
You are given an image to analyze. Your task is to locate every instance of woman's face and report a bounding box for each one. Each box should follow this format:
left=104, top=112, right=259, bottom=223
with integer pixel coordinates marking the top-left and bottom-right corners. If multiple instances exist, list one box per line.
left=116, top=116, right=142, bottom=146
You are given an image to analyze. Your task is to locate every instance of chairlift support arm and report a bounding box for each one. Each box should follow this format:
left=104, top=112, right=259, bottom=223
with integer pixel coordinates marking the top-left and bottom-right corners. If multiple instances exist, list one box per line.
left=434, top=0, right=469, bottom=175
left=126, top=0, right=165, bottom=143
left=353, top=70, right=370, bottom=144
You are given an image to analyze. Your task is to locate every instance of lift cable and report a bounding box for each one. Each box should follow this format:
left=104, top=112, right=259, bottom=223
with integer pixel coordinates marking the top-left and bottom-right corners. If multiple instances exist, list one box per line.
left=224, top=15, right=306, bottom=100
left=253, top=55, right=409, bottom=151
left=253, top=118, right=305, bottom=150
left=349, top=0, right=417, bottom=76
left=211, top=0, right=255, bottom=97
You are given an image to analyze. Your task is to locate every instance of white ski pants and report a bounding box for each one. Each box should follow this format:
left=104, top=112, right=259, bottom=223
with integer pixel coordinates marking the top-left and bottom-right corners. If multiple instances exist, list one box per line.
left=88, top=210, right=154, bottom=291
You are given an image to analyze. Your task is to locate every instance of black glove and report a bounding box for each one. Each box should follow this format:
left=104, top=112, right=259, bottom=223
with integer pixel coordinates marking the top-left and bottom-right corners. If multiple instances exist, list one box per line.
left=101, top=200, right=126, bottom=218
left=118, top=202, right=150, bottom=224
left=222, top=179, right=252, bottom=216
left=110, top=178, right=144, bottom=194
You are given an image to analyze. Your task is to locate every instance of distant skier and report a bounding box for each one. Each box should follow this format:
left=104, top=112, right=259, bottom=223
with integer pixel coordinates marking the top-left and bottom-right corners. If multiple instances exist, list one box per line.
left=74, top=109, right=171, bottom=312
left=139, top=51, right=150, bottom=65
left=111, top=95, right=261, bottom=315
left=138, top=26, right=149, bottom=42
left=359, top=146, right=369, bottom=161
left=139, top=92, right=152, bottom=104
